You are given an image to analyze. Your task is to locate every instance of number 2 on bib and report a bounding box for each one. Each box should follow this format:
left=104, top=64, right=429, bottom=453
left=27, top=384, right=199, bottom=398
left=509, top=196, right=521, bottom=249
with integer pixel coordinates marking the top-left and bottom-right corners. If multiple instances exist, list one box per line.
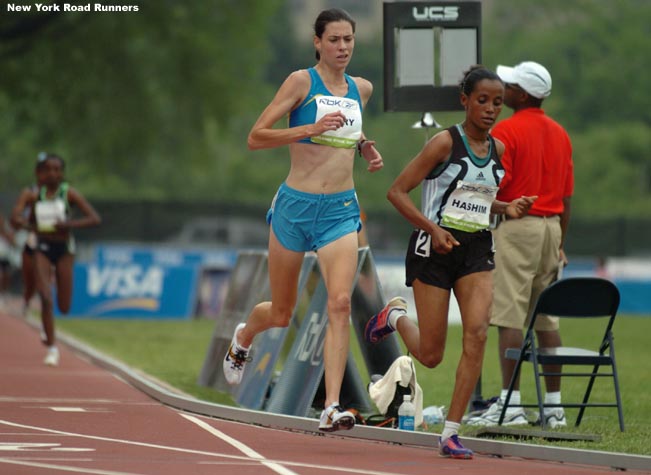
left=414, top=230, right=431, bottom=257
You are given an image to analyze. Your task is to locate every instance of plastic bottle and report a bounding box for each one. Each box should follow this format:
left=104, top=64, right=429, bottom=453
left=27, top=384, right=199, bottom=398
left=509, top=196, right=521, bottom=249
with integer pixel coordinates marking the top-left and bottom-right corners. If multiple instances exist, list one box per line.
left=422, top=405, right=444, bottom=424
left=398, top=394, right=415, bottom=431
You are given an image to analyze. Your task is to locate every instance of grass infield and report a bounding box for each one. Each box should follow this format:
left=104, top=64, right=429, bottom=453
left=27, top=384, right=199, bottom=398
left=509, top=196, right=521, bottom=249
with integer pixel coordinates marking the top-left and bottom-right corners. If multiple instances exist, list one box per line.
left=57, top=314, right=651, bottom=456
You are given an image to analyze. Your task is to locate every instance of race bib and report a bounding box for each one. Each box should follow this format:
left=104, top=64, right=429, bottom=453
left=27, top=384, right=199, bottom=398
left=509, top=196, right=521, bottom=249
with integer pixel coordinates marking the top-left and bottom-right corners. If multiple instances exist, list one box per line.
left=441, top=181, right=498, bottom=232
left=311, top=95, right=362, bottom=148
left=35, top=199, right=66, bottom=232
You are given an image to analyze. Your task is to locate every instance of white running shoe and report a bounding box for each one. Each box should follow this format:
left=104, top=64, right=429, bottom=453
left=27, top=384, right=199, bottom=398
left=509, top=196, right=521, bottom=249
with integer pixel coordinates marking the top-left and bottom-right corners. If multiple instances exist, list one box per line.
left=319, top=403, right=356, bottom=432
left=465, top=399, right=528, bottom=427
left=44, top=346, right=60, bottom=367
left=539, top=408, right=567, bottom=428
left=222, top=323, right=250, bottom=385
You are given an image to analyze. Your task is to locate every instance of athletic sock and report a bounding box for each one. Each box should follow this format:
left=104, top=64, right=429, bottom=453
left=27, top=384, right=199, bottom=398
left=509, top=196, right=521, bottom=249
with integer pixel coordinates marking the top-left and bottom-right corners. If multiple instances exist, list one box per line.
left=441, top=420, right=460, bottom=441
left=500, top=389, right=521, bottom=405
left=389, top=311, right=406, bottom=330
left=500, top=389, right=521, bottom=408
left=234, top=327, right=250, bottom=351
left=544, top=391, right=561, bottom=405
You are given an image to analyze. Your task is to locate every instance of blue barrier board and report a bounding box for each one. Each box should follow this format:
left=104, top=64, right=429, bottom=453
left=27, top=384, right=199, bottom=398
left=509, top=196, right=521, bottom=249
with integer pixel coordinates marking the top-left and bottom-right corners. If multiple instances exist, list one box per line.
left=61, top=261, right=199, bottom=319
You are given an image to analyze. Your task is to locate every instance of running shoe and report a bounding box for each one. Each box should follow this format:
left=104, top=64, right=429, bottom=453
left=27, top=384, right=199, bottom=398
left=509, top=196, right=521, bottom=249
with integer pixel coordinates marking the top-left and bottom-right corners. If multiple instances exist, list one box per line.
left=465, top=399, right=528, bottom=427
left=44, top=346, right=59, bottom=367
left=318, top=404, right=356, bottom=432
left=439, top=435, right=473, bottom=459
left=364, top=297, right=408, bottom=344
left=222, top=323, right=250, bottom=385
left=536, top=408, right=567, bottom=428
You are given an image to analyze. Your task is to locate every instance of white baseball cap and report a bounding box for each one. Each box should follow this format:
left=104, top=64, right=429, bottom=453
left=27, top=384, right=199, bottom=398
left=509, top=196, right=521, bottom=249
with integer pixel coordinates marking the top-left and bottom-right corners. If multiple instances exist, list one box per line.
left=496, top=61, right=552, bottom=99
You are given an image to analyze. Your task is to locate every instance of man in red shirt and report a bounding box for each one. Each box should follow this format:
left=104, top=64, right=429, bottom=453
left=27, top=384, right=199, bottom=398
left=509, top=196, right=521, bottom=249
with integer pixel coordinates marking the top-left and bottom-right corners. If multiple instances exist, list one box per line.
left=467, top=61, right=574, bottom=428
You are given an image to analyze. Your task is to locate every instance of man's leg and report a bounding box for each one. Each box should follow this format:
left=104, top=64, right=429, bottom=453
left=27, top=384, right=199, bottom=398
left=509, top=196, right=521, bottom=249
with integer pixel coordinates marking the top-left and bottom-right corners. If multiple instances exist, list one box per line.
left=498, top=326, right=524, bottom=390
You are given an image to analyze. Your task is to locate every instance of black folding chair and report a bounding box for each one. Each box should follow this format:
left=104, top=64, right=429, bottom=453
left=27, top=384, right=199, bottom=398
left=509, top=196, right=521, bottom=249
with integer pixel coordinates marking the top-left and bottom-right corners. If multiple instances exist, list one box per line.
left=499, top=277, right=625, bottom=431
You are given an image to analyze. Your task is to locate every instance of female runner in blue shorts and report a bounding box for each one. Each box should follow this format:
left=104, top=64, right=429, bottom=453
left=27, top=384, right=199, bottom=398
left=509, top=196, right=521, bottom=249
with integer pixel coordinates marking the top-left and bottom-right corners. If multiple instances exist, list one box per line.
left=222, top=8, right=383, bottom=432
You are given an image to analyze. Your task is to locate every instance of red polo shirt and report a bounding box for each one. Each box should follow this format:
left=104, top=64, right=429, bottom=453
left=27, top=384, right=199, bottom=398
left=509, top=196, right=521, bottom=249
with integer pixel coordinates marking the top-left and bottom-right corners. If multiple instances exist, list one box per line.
left=492, top=108, right=574, bottom=216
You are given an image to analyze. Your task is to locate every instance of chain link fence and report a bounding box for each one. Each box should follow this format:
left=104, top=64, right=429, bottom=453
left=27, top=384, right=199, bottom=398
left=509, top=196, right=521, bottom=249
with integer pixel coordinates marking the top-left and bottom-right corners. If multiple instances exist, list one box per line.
left=2, top=194, right=649, bottom=257
left=68, top=200, right=651, bottom=258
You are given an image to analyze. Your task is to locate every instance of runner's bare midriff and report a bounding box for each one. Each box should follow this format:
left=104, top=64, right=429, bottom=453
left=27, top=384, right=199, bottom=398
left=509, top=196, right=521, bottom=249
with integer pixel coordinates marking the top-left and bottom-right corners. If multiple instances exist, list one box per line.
left=285, top=142, right=356, bottom=194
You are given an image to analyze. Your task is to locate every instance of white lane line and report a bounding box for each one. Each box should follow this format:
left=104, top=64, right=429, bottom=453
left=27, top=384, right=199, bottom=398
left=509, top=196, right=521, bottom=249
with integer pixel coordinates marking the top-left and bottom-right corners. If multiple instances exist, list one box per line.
left=0, top=397, right=118, bottom=403
left=0, top=419, right=413, bottom=475
left=7, top=457, right=94, bottom=461
left=0, top=442, right=93, bottom=452
left=181, top=413, right=299, bottom=475
left=0, top=457, right=142, bottom=475
left=0, top=397, right=155, bottom=405
left=39, top=407, right=112, bottom=414
left=182, top=415, right=429, bottom=475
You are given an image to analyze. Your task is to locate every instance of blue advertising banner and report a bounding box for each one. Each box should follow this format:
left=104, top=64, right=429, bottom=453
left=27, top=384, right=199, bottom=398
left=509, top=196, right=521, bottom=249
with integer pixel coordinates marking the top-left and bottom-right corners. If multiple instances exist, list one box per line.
left=614, top=280, right=651, bottom=314
left=61, top=262, right=200, bottom=319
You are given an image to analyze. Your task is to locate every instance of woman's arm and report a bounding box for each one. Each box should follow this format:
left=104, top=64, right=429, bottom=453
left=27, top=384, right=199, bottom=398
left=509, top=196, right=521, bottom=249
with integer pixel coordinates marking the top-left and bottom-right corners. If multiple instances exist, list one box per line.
left=353, top=77, right=383, bottom=172
left=491, top=196, right=538, bottom=217
left=247, top=70, right=348, bottom=151
left=387, top=131, right=460, bottom=254
left=56, top=188, right=101, bottom=230
left=10, top=188, right=36, bottom=231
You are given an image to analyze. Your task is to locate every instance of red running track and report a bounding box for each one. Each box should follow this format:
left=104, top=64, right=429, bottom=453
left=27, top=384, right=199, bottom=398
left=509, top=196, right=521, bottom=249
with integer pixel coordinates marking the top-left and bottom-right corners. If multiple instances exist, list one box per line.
left=0, top=310, right=647, bottom=475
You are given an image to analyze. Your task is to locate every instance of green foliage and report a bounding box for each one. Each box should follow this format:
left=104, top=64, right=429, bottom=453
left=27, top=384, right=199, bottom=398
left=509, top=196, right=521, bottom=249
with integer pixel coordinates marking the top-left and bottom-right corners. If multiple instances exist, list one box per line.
left=479, top=0, right=651, bottom=218
left=571, top=123, right=651, bottom=217
left=1, top=1, right=650, bottom=219
left=483, top=0, right=651, bottom=131
left=0, top=1, right=282, bottom=199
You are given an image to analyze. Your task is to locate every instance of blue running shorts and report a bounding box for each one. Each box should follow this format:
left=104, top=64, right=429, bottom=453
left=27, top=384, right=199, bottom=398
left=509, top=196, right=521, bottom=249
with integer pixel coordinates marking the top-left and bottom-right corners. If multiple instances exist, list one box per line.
left=266, top=182, right=361, bottom=252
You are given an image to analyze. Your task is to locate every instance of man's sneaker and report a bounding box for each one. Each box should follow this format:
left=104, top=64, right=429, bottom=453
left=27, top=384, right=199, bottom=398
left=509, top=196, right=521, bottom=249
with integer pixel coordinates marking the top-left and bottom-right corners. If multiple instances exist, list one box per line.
left=538, top=408, right=567, bottom=428
left=465, top=399, right=528, bottom=427
left=364, top=297, right=408, bottom=344
left=439, top=435, right=473, bottom=459
left=318, top=404, right=356, bottom=432
left=44, top=347, right=59, bottom=367
left=223, top=323, right=250, bottom=385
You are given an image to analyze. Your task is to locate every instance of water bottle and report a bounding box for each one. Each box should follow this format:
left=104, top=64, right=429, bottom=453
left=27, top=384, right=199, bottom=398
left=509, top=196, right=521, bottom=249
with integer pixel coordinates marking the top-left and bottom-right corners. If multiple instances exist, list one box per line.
left=398, top=394, right=415, bottom=431
left=422, top=405, right=444, bottom=424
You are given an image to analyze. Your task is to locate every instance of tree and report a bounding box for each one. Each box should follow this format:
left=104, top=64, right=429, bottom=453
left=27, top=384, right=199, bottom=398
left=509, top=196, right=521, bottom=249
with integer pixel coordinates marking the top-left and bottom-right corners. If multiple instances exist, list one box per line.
left=0, top=1, right=283, bottom=199
left=2, top=0, right=650, bottom=221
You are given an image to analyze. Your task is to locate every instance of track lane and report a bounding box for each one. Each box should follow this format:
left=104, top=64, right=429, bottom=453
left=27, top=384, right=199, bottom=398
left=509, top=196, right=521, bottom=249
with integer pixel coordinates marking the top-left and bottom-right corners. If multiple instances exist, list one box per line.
left=1, top=310, right=648, bottom=475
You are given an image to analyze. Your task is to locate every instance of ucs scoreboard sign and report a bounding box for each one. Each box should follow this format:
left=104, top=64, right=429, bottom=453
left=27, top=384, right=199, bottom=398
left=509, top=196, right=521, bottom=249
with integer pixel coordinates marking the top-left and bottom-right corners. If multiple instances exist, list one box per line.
left=383, top=1, right=482, bottom=112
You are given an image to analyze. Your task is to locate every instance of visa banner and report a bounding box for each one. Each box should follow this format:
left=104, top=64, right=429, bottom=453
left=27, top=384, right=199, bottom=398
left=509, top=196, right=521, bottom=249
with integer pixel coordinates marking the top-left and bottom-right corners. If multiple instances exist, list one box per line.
left=61, top=261, right=200, bottom=318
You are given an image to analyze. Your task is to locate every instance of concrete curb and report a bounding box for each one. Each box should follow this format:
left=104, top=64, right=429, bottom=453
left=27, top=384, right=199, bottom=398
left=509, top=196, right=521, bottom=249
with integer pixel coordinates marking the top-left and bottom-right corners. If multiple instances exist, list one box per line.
left=54, top=327, right=651, bottom=472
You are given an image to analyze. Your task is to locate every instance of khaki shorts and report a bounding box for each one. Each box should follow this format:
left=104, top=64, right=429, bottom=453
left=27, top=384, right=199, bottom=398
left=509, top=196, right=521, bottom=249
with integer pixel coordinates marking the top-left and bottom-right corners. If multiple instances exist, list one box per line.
left=490, top=215, right=561, bottom=331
